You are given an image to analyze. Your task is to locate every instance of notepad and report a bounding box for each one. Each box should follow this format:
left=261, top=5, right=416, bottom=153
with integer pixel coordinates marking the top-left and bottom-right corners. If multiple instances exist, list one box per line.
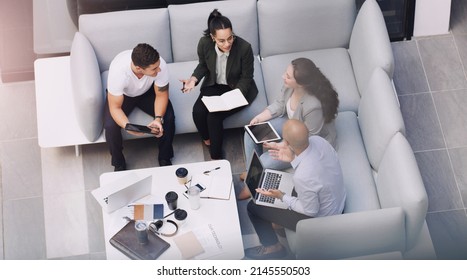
left=187, top=174, right=232, bottom=200
left=201, top=88, right=248, bottom=112
left=173, top=231, right=205, bottom=259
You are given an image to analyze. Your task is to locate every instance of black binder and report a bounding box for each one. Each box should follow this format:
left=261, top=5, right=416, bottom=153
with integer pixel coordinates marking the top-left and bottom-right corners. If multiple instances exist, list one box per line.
left=109, top=220, right=170, bottom=260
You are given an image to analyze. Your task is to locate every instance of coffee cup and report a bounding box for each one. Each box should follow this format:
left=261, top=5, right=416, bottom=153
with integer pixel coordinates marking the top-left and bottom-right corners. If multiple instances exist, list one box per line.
left=175, top=167, right=189, bottom=184
left=174, top=209, right=188, bottom=226
left=165, top=191, right=178, bottom=210
left=134, top=220, right=148, bottom=245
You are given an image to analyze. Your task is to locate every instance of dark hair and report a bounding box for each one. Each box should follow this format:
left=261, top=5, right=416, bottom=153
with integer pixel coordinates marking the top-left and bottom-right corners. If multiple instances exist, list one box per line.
left=291, top=58, right=339, bottom=123
left=131, top=43, right=160, bottom=69
left=203, top=9, right=233, bottom=37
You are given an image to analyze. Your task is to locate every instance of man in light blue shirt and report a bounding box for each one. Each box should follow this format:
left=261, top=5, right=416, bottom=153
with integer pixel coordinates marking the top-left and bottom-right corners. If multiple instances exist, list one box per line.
left=245, top=119, right=346, bottom=259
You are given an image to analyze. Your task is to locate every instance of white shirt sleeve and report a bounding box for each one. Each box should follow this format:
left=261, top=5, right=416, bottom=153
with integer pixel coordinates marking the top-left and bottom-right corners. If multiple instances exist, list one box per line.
left=107, top=65, right=126, bottom=96
left=107, top=50, right=131, bottom=96
left=154, top=57, right=169, bottom=88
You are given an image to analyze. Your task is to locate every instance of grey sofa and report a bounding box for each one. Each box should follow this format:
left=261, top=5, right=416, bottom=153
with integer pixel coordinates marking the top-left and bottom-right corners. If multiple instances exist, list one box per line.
left=66, top=0, right=219, bottom=28
left=69, top=0, right=436, bottom=259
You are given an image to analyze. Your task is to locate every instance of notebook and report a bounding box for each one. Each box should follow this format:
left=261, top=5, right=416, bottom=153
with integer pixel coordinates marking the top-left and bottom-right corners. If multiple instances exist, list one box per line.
left=244, top=151, right=294, bottom=209
left=110, top=220, right=170, bottom=260
left=184, top=173, right=232, bottom=200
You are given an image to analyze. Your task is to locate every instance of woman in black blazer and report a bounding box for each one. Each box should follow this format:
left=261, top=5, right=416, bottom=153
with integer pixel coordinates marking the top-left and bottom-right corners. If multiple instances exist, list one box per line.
left=181, top=9, right=258, bottom=159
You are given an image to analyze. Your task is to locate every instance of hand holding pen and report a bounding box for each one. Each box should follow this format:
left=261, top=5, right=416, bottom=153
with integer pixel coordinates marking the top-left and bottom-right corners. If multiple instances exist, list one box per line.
left=180, top=76, right=197, bottom=93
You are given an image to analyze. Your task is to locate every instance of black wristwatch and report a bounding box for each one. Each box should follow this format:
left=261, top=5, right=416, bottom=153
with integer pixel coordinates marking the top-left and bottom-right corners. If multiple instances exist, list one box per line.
left=155, top=116, right=164, bottom=124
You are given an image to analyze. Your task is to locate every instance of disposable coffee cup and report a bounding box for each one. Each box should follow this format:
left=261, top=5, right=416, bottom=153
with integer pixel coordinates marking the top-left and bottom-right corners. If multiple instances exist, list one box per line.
left=188, top=186, right=201, bottom=210
left=175, top=167, right=188, bottom=184
left=165, top=191, right=178, bottom=210
left=174, top=209, right=188, bottom=226
left=135, top=220, right=148, bottom=245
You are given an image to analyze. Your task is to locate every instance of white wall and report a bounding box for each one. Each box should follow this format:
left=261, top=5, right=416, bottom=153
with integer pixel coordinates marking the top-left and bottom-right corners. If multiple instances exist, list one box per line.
left=413, top=0, right=452, bottom=37
left=33, top=0, right=77, bottom=54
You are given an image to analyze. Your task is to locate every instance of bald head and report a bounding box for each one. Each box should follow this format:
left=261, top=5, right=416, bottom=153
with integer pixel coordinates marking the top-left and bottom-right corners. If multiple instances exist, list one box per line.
left=282, top=119, right=309, bottom=154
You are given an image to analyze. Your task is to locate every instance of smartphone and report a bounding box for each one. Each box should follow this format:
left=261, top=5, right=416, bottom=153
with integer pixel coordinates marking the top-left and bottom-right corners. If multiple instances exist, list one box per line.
left=183, top=183, right=206, bottom=197
left=153, top=204, right=164, bottom=219
left=125, top=123, right=158, bottom=135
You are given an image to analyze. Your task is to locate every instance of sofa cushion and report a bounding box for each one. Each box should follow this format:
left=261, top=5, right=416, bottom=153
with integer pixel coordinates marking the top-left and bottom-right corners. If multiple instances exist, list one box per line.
left=376, top=132, right=429, bottom=251
left=261, top=48, right=360, bottom=112
left=167, top=61, right=201, bottom=134
left=358, top=67, right=405, bottom=171
left=349, top=0, right=394, bottom=94
left=257, top=0, right=356, bottom=58
left=70, top=32, right=105, bottom=142
left=335, top=112, right=380, bottom=213
left=79, top=8, right=172, bottom=71
left=168, top=0, right=259, bottom=62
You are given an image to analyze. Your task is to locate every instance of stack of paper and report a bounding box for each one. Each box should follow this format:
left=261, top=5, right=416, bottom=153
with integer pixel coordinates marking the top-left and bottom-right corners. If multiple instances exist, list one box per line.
left=174, top=224, right=223, bottom=260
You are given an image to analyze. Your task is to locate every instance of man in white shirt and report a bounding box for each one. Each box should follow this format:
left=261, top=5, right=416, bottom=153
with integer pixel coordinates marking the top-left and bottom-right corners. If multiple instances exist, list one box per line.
left=104, top=43, right=175, bottom=171
left=245, top=119, right=346, bottom=259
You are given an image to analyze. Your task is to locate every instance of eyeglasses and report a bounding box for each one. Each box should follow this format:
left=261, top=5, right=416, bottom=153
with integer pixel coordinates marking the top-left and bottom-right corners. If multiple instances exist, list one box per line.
left=213, top=34, right=236, bottom=45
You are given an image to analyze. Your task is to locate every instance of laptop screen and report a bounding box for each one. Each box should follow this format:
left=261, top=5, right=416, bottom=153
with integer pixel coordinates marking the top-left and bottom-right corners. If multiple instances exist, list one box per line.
left=245, top=152, right=264, bottom=195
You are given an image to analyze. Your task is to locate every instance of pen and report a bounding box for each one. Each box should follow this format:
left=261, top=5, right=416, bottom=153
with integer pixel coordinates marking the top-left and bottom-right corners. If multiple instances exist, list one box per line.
left=184, top=178, right=191, bottom=189
left=203, top=167, right=221, bottom=175
left=164, top=210, right=177, bottom=219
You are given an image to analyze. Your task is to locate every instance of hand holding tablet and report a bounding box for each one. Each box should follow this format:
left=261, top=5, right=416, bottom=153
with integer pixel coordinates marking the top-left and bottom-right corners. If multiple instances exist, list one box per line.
left=244, top=121, right=281, bottom=144
left=125, top=123, right=160, bottom=135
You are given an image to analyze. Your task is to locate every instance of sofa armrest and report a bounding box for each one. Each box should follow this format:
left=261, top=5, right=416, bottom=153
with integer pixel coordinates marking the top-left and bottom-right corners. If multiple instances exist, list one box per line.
left=292, top=207, right=406, bottom=259
left=348, top=0, right=394, bottom=94
left=70, top=32, right=104, bottom=142
left=376, top=132, right=429, bottom=251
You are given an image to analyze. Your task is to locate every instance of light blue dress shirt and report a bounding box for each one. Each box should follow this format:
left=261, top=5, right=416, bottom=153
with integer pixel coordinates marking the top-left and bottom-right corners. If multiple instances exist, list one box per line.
left=282, top=136, right=346, bottom=217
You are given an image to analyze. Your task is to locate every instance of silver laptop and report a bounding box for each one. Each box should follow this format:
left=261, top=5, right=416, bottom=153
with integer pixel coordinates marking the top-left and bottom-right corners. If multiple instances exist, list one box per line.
left=245, top=151, right=294, bottom=209
left=92, top=173, right=152, bottom=213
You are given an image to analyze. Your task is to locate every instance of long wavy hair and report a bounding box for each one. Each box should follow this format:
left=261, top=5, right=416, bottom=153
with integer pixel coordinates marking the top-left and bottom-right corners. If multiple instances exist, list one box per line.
left=291, top=58, right=339, bottom=123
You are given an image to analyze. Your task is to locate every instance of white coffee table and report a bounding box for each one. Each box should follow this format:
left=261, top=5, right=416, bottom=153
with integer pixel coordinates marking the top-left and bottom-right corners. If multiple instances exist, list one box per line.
left=99, top=159, right=244, bottom=260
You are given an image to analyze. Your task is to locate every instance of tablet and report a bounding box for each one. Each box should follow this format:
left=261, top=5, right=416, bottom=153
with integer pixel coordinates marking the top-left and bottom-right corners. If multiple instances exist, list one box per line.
left=244, top=121, right=281, bottom=144
left=125, top=123, right=158, bottom=135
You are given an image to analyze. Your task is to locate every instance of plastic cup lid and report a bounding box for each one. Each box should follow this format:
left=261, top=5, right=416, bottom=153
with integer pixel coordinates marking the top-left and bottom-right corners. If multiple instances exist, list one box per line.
left=175, top=167, right=188, bottom=178
left=174, top=209, right=187, bottom=220
left=165, top=191, right=178, bottom=201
